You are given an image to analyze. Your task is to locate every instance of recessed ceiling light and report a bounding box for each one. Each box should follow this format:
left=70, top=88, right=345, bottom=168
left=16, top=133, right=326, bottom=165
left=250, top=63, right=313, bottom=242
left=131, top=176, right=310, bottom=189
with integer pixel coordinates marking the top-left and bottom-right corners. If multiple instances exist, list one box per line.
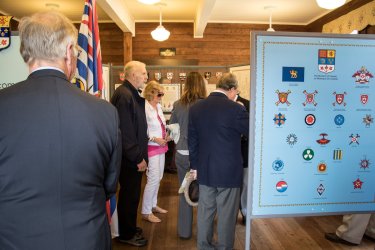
left=138, top=0, right=161, bottom=4
left=45, top=3, right=60, bottom=10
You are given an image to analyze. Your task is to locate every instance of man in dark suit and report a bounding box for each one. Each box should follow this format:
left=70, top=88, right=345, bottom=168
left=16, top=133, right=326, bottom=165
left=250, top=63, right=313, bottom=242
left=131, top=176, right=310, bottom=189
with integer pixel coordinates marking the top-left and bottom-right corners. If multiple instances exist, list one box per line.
left=188, top=73, right=249, bottom=249
left=0, top=11, right=121, bottom=250
left=111, top=60, right=149, bottom=247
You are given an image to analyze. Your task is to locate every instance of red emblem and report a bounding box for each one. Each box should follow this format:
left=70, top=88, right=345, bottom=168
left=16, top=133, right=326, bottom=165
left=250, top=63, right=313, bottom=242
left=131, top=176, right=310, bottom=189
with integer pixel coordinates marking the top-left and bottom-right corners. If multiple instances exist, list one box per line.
left=275, top=90, right=291, bottom=106
left=352, top=66, right=373, bottom=84
left=332, top=92, right=346, bottom=106
left=353, top=178, right=363, bottom=189
left=318, top=163, right=327, bottom=172
left=360, top=94, right=368, bottom=105
left=302, top=90, right=318, bottom=106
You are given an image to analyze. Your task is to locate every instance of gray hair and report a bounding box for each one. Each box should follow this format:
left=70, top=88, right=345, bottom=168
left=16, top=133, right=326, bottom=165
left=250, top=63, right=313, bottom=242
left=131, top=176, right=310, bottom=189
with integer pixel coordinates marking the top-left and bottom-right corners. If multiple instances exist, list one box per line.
left=124, top=61, right=146, bottom=78
left=216, top=73, right=238, bottom=90
left=18, top=11, right=78, bottom=65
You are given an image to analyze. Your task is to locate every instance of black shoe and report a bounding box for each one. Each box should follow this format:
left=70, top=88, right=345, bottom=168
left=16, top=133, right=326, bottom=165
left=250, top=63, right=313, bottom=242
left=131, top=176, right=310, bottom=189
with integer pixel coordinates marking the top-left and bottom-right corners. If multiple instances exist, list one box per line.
left=136, top=227, right=143, bottom=235
left=179, top=235, right=191, bottom=240
left=242, top=215, right=246, bottom=225
left=325, top=233, right=358, bottom=246
left=117, top=235, right=148, bottom=247
left=364, top=234, right=375, bottom=242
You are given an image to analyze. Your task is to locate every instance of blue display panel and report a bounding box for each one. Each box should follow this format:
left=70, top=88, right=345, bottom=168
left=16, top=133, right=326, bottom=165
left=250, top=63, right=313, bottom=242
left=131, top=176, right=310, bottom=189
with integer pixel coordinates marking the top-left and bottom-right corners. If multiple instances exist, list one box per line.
left=250, top=32, right=375, bottom=217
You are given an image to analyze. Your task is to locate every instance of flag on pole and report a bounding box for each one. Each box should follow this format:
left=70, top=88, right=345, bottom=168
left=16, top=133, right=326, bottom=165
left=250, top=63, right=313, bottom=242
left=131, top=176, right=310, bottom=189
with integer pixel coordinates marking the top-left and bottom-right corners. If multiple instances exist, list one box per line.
left=76, top=0, right=103, bottom=97
left=106, top=195, right=119, bottom=238
left=77, top=0, right=119, bottom=238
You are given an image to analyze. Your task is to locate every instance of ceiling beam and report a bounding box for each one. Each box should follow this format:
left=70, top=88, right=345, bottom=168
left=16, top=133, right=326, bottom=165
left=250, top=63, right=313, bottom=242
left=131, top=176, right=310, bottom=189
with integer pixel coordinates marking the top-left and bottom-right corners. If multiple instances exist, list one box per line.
left=194, top=0, right=216, bottom=38
left=97, top=0, right=135, bottom=35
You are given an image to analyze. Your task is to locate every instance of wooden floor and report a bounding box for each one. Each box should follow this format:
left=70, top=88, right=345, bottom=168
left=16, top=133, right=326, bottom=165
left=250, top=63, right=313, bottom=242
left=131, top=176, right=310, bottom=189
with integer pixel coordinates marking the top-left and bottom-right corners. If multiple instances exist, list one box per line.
left=113, top=172, right=375, bottom=250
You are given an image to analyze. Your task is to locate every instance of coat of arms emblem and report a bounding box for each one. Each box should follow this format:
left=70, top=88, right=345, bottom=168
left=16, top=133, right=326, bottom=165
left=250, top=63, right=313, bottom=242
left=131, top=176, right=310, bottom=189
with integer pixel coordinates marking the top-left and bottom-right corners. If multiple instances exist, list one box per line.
left=167, top=72, right=173, bottom=80
left=0, top=16, right=13, bottom=51
left=360, top=94, right=368, bottom=105
left=318, top=49, right=335, bottom=73
left=352, top=66, right=373, bottom=84
left=275, top=90, right=291, bottom=106
left=332, top=91, right=347, bottom=106
left=303, top=90, right=318, bottom=106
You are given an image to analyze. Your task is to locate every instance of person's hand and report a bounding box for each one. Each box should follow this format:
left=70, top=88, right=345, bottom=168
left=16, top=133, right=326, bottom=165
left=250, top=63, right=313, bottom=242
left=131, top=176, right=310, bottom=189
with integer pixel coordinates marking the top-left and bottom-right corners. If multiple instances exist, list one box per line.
left=137, top=159, right=147, bottom=172
left=154, top=137, right=167, bottom=146
left=189, top=169, right=197, bottom=180
left=165, top=134, right=172, bottom=142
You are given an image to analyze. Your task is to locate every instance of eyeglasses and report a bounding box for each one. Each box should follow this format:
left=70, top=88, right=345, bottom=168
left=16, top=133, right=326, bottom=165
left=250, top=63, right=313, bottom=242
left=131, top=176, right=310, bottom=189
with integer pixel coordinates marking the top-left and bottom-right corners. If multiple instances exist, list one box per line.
left=157, top=93, right=165, bottom=97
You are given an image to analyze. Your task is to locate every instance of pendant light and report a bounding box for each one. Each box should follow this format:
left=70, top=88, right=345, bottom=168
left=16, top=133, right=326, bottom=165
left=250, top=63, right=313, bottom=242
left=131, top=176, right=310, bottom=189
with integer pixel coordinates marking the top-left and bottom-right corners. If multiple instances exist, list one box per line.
left=138, top=0, right=160, bottom=4
left=151, top=3, right=170, bottom=42
left=316, top=0, right=346, bottom=9
left=265, top=6, right=276, bottom=32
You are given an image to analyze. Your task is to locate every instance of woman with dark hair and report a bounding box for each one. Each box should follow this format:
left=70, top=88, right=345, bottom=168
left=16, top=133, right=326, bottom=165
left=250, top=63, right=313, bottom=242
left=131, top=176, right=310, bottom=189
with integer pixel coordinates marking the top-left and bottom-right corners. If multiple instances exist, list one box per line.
left=170, top=72, right=207, bottom=239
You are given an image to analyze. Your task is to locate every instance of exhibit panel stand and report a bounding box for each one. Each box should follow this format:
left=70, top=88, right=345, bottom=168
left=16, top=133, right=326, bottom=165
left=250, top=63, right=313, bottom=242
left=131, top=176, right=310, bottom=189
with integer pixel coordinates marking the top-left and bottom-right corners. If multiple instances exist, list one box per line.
left=246, top=31, right=375, bottom=250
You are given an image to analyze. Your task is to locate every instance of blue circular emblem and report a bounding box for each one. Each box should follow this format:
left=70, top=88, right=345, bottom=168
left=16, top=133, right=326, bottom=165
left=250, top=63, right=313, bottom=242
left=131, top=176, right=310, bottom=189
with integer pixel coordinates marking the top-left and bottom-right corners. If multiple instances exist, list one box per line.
left=272, top=160, right=284, bottom=171
left=334, top=114, right=345, bottom=126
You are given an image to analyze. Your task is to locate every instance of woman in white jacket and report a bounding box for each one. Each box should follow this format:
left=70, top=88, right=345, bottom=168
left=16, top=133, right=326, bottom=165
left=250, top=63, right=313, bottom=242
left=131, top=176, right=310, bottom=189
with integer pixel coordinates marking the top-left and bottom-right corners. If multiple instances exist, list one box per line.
left=141, top=80, right=170, bottom=223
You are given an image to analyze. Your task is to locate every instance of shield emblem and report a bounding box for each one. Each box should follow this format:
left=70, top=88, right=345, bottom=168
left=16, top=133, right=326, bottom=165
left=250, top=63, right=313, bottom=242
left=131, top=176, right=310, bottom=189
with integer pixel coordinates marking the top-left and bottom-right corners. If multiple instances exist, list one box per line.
left=204, top=72, right=211, bottom=80
left=336, top=94, right=344, bottom=104
left=361, top=94, right=368, bottom=105
left=306, top=94, right=314, bottom=103
left=279, top=93, right=288, bottom=103
left=167, top=72, right=173, bottom=80
left=216, top=72, right=223, bottom=78
left=179, top=72, right=186, bottom=81
left=155, top=72, right=161, bottom=81
left=0, top=16, right=13, bottom=51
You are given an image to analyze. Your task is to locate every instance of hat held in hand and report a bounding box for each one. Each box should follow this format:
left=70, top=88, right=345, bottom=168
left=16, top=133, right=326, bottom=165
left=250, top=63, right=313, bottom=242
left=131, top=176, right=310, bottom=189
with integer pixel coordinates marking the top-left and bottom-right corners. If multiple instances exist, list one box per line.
left=184, top=178, right=199, bottom=207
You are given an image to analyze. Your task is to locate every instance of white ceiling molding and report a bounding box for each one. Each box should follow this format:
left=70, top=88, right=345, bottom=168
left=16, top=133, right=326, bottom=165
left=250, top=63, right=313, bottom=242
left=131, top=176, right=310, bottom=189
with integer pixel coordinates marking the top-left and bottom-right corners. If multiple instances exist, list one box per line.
left=194, top=0, right=216, bottom=38
left=97, top=0, right=135, bottom=35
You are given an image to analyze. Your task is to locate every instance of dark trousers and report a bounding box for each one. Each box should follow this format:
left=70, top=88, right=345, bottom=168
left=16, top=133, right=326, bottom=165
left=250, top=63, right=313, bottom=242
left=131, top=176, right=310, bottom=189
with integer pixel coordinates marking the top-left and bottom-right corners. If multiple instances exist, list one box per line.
left=117, top=166, right=143, bottom=240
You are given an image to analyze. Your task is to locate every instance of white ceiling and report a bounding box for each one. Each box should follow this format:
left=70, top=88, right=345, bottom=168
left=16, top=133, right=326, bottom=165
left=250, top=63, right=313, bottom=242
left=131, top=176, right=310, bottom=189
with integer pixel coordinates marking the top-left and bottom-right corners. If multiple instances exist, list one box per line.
left=0, top=0, right=348, bottom=35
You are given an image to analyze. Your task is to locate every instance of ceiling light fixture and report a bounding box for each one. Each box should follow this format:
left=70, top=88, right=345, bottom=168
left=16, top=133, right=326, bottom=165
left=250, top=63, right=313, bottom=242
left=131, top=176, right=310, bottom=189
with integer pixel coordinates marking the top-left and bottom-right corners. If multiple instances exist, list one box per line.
left=45, top=3, right=60, bottom=10
left=151, top=3, right=170, bottom=42
left=138, top=0, right=161, bottom=5
left=265, top=6, right=276, bottom=32
left=316, top=0, right=346, bottom=9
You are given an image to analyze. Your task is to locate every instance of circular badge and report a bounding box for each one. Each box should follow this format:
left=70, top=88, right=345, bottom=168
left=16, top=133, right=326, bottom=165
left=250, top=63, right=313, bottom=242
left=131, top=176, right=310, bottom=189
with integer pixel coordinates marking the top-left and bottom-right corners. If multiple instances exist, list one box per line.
left=276, top=181, right=288, bottom=193
left=272, top=160, right=284, bottom=171
left=302, top=148, right=314, bottom=161
left=318, top=163, right=327, bottom=172
left=305, top=114, right=316, bottom=126
left=334, top=114, right=345, bottom=126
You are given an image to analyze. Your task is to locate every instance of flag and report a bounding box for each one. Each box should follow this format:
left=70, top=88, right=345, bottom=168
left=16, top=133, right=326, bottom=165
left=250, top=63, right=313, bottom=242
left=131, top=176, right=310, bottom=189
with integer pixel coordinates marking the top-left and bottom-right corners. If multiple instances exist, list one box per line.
left=76, top=0, right=103, bottom=97
left=106, top=195, right=119, bottom=238
left=77, top=0, right=118, bottom=238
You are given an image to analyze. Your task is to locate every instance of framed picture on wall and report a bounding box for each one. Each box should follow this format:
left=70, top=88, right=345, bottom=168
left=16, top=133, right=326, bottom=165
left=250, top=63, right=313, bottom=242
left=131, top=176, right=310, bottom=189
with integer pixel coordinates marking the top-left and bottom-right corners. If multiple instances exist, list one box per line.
left=159, top=48, right=176, bottom=57
left=160, top=84, right=181, bottom=113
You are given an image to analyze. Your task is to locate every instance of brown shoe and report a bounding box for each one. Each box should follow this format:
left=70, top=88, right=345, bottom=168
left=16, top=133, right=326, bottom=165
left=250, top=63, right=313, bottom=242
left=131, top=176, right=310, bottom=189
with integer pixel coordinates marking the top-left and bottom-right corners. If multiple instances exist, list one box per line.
left=152, top=206, right=168, bottom=214
left=142, top=213, right=161, bottom=223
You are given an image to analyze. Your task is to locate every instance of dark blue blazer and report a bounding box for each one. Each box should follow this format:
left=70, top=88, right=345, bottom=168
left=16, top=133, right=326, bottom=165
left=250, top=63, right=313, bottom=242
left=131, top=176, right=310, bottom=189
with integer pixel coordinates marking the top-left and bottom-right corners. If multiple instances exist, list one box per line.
left=0, top=69, right=121, bottom=250
left=188, top=92, right=249, bottom=188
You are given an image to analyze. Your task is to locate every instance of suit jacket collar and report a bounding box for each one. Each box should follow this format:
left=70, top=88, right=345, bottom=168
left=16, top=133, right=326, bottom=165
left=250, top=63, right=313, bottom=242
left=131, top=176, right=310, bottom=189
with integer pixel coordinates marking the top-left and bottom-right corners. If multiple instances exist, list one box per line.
left=209, top=91, right=228, bottom=99
left=28, top=69, right=68, bottom=82
left=124, top=80, right=141, bottom=97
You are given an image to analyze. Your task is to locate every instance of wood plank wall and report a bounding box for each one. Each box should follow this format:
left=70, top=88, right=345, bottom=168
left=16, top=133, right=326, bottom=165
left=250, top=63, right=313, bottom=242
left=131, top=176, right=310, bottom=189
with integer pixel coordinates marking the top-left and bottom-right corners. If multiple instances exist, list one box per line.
left=132, top=23, right=306, bottom=66
left=2, top=0, right=370, bottom=66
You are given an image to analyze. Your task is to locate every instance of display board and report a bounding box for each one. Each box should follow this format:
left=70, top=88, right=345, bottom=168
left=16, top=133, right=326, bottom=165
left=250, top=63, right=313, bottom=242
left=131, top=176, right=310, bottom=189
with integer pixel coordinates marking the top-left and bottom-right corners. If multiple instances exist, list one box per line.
left=250, top=32, right=375, bottom=217
left=0, top=34, right=29, bottom=90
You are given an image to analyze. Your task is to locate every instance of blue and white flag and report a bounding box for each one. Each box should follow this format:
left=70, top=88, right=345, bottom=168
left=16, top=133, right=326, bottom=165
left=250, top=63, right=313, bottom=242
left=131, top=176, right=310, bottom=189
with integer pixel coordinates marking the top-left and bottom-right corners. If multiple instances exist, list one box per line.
left=76, top=0, right=103, bottom=97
